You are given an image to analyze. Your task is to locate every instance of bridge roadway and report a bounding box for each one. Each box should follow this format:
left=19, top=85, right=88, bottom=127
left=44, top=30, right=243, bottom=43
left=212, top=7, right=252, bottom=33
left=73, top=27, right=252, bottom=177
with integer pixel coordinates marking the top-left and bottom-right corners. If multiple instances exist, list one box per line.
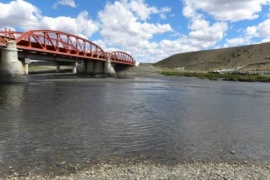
left=0, top=29, right=136, bottom=80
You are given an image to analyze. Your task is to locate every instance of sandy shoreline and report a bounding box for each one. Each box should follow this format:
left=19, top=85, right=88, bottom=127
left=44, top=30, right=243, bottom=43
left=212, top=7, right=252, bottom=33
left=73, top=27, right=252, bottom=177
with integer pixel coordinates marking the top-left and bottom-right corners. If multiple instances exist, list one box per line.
left=6, top=162, right=270, bottom=179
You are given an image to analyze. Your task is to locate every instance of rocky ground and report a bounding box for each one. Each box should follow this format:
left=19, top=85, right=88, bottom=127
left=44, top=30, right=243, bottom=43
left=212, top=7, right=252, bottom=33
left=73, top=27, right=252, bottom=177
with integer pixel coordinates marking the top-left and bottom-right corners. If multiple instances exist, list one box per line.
left=6, top=162, right=270, bottom=179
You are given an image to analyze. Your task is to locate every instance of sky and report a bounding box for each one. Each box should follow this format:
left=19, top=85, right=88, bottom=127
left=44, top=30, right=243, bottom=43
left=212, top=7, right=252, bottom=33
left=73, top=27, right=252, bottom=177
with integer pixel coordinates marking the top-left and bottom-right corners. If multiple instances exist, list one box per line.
left=1, top=0, right=270, bottom=63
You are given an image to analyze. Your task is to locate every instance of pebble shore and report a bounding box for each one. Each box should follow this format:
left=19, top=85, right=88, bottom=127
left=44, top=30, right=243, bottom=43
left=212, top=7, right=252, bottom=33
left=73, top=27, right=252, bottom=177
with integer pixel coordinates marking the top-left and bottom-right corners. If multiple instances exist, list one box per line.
left=6, top=162, right=270, bottom=179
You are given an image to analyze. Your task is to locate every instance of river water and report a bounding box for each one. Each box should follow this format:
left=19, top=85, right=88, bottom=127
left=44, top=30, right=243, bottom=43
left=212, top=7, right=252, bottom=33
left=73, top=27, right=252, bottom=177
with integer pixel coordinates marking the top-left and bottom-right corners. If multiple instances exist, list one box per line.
left=1, top=74, right=270, bottom=176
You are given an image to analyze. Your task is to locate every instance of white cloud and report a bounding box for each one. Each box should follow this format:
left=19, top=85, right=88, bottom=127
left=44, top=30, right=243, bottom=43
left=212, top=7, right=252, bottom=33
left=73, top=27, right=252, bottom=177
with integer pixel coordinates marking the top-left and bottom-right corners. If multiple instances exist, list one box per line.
left=93, top=39, right=107, bottom=50
left=188, top=16, right=209, bottom=30
left=98, top=0, right=173, bottom=61
left=261, top=38, right=270, bottom=43
left=128, top=0, right=158, bottom=21
left=255, top=19, right=270, bottom=37
left=244, top=19, right=270, bottom=43
left=183, top=0, right=270, bottom=22
left=182, top=2, right=196, bottom=18
left=245, top=26, right=258, bottom=37
left=182, top=9, right=228, bottom=50
left=181, top=0, right=270, bottom=60
left=160, top=38, right=197, bottom=55
left=123, top=0, right=172, bottom=21
left=149, top=20, right=228, bottom=62
left=0, top=1, right=98, bottom=37
left=53, top=0, right=76, bottom=9
left=159, top=7, right=172, bottom=20
left=189, top=21, right=228, bottom=48
left=40, top=11, right=99, bottom=37
left=224, top=37, right=250, bottom=47
left=180, top=0, right=229, bottom=56
left=142, top=14, right=228, bottom=62
left=0, top=0, right=41, bottom=30
left=224, top=19, right=270, bottom=48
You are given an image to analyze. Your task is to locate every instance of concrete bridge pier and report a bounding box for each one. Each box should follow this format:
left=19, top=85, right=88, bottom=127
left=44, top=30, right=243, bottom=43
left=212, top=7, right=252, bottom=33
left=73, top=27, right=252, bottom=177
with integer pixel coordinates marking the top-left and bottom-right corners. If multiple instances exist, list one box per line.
left=77, top=60, right=86, bottom=75
left=77, top=60, right=95, bottom=75
left=105, top=59, right=116, bottom=76
left=77, top=59, right=116, bottom=77
left=94, top=61, right=104, bottom=77
left=86, top=61, right=95, bottom=75
left=55, top=62, right=60, bottom=73
left=0, top=41, right=26, bottom=82
left=72, top=62, right=78, bottom=74
left=21, top=58, right=30, bottom=75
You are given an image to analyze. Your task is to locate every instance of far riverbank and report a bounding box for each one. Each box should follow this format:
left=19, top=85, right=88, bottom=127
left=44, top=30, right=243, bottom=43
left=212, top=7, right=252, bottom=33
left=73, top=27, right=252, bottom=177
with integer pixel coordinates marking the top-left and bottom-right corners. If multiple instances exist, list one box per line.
left=122, top=63, right=270, bottom=82
left=28, top=62, right=270, bottom=82
left=161, top=71, right=270, bottom=82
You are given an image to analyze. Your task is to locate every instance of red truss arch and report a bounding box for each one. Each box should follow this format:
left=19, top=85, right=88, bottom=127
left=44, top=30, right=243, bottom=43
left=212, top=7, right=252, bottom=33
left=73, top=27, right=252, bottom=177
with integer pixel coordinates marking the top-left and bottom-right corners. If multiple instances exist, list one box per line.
left=16, top=30, right=106, bottom=60
left=109, top=51, right=135, bottom=65
left=0, top=29, right=136, bottom=66
left=0, top=30, right=106, bottom=60
left=0, top=36, right=6, bottom=46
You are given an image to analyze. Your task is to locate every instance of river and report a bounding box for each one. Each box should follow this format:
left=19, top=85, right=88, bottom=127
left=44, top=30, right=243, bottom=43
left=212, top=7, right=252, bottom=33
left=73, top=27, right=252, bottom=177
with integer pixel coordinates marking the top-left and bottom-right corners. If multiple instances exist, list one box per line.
left=0, top=74, right=270, bottom=177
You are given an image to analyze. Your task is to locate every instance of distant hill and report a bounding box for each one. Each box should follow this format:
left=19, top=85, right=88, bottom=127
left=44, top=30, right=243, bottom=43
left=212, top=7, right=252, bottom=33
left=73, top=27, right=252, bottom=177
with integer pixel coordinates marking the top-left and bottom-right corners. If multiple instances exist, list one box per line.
left=155, top=42, right=270, bottom=73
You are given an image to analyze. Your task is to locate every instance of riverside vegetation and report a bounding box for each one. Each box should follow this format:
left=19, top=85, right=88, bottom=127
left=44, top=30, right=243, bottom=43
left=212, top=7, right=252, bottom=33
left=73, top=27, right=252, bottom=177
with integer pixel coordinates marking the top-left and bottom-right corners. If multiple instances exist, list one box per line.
left=28, top=62, right=270, bottom=82
left=161, top=71, right=270, bottom=82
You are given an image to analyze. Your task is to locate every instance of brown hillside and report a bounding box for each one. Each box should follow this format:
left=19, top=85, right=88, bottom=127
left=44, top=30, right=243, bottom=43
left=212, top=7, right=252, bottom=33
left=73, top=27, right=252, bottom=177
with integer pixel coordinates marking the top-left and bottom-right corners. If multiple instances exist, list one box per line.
left=155, top=42, right=270, bottom=73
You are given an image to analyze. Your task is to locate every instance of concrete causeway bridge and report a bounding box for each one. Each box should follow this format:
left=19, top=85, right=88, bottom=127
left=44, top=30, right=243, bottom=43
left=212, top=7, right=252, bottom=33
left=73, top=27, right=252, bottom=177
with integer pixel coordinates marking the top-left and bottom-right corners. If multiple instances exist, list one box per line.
left=0, top=29, right=136, bottom=81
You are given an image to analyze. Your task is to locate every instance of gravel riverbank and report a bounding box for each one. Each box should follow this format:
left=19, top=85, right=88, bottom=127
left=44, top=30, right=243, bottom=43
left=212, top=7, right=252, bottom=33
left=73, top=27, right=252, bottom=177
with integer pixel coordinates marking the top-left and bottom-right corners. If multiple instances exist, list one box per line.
left=6, top=162, right=270, bottom=179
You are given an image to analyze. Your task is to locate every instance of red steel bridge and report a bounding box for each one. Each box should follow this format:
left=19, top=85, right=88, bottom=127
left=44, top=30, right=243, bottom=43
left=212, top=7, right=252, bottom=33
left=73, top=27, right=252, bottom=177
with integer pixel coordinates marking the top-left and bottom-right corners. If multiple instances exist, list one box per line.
left=0, top=29, right=135, bottom=66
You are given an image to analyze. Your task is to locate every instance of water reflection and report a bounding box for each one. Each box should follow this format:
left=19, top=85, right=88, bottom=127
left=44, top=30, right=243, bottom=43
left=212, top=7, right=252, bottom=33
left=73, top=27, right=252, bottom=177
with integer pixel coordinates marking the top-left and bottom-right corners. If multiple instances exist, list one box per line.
left=0, top=83, right=27, bottom=168
left=0, top=83, right=27, bottom=107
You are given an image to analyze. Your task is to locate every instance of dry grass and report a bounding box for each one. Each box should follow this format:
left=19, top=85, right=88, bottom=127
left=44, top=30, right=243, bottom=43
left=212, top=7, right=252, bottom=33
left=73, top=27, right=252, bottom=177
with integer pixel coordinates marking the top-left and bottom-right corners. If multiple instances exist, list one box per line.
left=156, top=42, right=270, bottom=72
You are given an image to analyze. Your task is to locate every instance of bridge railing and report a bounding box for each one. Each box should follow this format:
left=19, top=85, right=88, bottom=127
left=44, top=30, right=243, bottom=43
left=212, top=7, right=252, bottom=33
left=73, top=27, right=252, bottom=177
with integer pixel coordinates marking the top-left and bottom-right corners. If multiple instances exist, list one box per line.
left=0, top=29, right=24, bottom=46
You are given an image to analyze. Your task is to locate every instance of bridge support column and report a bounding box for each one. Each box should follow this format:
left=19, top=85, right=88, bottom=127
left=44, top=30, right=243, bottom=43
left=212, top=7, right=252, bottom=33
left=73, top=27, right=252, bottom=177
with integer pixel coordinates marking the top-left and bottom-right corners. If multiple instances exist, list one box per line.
left=72, top=62, right=78, bottom=74
left=77, top=60, right=114, bottom=77
left=0, top=41, right=26, bottom=82
left=86, top=61, right=95, bottom=75
left=105, top=59, right=116, bottom=76
left=77, top=60, right=86, bottom=74
left=94, top=61, right=104, bottom=77
left=55, top=62, right=60, bottom=73
left=22, top=58, right=30, bottom=75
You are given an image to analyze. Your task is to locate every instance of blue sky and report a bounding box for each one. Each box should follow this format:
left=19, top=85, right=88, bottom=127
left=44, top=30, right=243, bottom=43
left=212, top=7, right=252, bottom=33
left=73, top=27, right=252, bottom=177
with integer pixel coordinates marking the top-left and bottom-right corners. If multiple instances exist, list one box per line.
left=1, top=0, right=270, bottom=63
